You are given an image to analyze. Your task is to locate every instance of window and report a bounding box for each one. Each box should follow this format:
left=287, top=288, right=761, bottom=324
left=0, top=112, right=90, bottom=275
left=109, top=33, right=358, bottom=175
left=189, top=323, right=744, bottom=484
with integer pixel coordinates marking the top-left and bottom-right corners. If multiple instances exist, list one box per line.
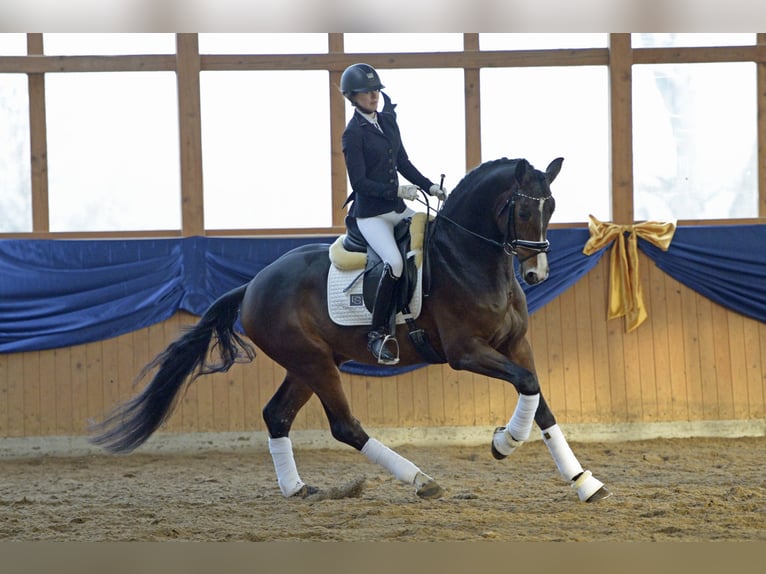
left=200, top=70, right=331, bottom=229
left=633, top=62, right=757, bottom=220
left=481, top=66, right=610, bottom=223
left=45, top=72, right=181, bottom=231
left=0, top=74, right=31, bottom=232
left=0, top=33, right=27, bottom=55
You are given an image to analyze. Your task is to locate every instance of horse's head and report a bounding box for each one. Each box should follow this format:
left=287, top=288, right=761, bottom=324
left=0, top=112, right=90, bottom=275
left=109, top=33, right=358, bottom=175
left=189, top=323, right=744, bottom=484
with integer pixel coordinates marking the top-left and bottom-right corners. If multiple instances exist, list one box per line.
left=437, top=156, right=562, bottom=285
left=496, top=157, right=562, bottom=285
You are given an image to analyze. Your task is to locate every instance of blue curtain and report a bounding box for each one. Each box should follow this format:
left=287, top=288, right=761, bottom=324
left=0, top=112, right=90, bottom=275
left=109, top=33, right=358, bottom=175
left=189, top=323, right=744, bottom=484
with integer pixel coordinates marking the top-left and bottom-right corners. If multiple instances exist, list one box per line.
left=2, top=226, right=764, bottom=377
left=639, top=224, right=766, bottom=325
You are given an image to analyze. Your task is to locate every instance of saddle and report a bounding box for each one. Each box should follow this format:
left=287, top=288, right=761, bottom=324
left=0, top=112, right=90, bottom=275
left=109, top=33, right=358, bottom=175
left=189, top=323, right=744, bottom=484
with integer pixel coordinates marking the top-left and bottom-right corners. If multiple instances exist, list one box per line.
left=327, top=212, right=446, bottom=365
left=330, top=212, right=427, bottom=313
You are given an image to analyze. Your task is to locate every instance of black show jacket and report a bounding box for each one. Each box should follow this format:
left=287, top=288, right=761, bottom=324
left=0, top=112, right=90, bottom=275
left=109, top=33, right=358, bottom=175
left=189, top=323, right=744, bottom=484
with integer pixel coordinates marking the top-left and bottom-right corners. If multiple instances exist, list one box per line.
left=342, top=110, right=434, bottom=218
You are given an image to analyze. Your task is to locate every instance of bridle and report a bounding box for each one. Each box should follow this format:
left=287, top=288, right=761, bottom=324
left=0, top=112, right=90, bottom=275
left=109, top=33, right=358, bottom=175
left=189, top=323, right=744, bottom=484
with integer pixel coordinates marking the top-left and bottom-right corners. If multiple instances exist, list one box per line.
left=435, top=189, right=551, bottom=260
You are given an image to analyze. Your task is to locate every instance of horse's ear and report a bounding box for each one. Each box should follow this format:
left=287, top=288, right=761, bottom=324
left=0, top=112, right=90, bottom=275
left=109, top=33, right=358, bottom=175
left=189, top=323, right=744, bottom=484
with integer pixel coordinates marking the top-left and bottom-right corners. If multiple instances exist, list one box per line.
left=546, top=157, right=564, bottom=184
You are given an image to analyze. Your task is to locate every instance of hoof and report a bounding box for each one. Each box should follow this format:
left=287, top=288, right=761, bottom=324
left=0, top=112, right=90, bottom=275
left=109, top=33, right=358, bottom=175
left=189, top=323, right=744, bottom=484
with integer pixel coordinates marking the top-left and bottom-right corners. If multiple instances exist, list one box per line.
left=416, top=480, right=444, bottom=500
left=571, top=470, right=611, bottom=503
left=293, top=484, right=320, bottom=498
left=586, top=485, right=612, bottom=503
left=491, top=426, right=522, bottom=460
left=414, top=472, right=444, bottom=499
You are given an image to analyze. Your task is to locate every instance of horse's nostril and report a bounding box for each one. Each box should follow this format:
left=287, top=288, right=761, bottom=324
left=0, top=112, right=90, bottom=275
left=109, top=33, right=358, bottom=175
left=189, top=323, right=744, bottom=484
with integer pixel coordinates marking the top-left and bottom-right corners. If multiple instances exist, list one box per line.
left=524, top=271, right=538, bottom=284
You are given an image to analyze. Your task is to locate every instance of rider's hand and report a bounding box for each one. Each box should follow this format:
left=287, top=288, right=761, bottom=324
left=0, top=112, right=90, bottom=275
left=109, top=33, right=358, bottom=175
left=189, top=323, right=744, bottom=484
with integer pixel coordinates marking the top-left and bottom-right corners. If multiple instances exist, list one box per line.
left=397, top=185, right=420, bottom=200
left=428, top=184, right=447, bottom=200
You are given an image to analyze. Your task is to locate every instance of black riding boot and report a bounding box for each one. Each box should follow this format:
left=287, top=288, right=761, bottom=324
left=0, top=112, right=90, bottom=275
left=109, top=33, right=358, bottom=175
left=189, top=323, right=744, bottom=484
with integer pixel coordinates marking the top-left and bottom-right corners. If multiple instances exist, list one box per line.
left=368, top=264, right=400, bottom=365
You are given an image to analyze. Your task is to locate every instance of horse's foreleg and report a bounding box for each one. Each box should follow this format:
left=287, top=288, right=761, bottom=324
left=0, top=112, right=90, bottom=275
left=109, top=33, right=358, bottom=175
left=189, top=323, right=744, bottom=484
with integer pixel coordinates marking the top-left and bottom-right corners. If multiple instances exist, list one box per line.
left=534, top=395, right=611, bottom=502
left=448, top=342, right=541, bottom=458
left=263, top=376, right=316, bottom=498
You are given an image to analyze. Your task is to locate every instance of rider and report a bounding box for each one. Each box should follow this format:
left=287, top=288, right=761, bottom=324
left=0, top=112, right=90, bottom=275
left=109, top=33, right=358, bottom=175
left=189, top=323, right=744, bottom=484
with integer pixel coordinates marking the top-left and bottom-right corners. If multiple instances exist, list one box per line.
left=340, top=62, right=445, bottom=365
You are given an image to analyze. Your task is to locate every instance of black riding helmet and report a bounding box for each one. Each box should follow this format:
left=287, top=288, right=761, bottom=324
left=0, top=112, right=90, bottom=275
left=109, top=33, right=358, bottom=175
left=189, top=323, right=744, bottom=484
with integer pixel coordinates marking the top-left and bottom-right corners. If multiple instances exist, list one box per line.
left=340, top=63, right=385, bottom=99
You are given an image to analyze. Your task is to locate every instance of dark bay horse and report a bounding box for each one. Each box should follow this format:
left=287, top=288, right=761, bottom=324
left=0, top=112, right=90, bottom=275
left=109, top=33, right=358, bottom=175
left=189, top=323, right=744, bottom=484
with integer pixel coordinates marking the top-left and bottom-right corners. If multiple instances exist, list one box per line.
left=90, top=157, right=610, bottom=503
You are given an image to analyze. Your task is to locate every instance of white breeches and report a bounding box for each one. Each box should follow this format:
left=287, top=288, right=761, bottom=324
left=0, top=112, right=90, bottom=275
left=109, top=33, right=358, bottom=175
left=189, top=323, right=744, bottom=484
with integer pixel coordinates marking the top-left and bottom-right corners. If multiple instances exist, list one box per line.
left=356, top=208, right=415, bottom=278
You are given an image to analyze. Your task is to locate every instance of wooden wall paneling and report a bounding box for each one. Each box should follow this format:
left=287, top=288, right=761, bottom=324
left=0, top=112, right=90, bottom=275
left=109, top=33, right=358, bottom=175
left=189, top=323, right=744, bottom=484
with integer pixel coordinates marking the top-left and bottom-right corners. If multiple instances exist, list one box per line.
left=559, top=283, right=584, bottom=422
left=394, top=369, right=415, bottom=427
left=541, top=294, right=566, bottom=421
left=4, top=355, right=24, bottom=436
left=426, top=363, right=446, bottom=427
left=645, top=260, right=671, bottom=420
left=454, top=365, right=477, bottom=426
left=604, top=292, right=629, bottom=422
left=661, top=270, right=690, bottom=420
left=635, top=260, right=659, bottom=422
left=726, top=311, right=750, bottom=420
left=695, top=294, right=719, bottom=419
left=100, top=337, right=120, bottom=434
left=0, top=354, right=9, bottom=435
left=53, top=348, right=73, bottom=434
left=22, top=352, right=41, bottom=435
left=680, top=279, right=704, bottom=418
left=226, top=362, right=247, bottom=432
left=743, top=317, right=765, bottom=419
left=411, top=364, right=430, bottom=426
left=621, top=310, right=643, bottom=423
left=69, top=344, right=89, bottom=437
left=586, top=258, right=615, bottom=422
left=381, top=370, right=401, bottom=427
left=363, top=375, right=384, bottom=427
left=84, top=341, right=105, bottom=435
left=38, top=348, right=57, bottom=435
left=441, top=364, right=461, bottom=426
left=712, top=303, right=735, bottom=420
left=757, top=320, right=766, bottom=418
left=572, top=273, right=598, bottom=422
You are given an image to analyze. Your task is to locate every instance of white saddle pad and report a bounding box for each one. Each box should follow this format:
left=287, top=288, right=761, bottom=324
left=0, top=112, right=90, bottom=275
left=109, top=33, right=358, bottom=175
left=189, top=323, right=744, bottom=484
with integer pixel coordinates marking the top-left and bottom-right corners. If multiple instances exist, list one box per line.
left=327, top=264, right=423, bottom=327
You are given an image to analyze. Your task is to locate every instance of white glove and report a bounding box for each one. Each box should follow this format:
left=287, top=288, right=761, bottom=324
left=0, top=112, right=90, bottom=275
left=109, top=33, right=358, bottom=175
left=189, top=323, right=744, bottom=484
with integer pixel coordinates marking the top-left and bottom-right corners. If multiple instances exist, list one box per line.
left=397, top=185, right=420, bottom=200
left=428, top=184, right=447, bottom=200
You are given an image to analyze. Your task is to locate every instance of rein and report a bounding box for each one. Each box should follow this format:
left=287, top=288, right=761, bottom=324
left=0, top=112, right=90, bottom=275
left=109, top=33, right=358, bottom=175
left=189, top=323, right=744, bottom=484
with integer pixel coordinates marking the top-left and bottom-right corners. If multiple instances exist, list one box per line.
left=434, top=191, right=551, bottom=261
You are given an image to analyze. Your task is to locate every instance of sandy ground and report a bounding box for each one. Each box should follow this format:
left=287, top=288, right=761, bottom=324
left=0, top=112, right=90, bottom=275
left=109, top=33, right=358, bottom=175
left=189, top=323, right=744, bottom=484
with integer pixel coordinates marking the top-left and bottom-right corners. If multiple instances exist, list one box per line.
left=0, top=436, right=764, bottom=542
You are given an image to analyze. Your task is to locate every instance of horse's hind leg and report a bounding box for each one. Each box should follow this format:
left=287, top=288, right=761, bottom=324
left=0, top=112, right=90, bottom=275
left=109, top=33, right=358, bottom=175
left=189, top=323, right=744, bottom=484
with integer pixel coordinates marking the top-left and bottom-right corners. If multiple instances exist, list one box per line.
left=534, top=394, right=611, bottom=502
left=262, top=374, right=317, bottom=497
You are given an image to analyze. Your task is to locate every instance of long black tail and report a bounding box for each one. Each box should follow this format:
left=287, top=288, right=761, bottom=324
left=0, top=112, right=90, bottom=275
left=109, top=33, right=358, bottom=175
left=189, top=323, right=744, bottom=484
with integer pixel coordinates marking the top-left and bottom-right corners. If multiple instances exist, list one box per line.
left=89, top=284, right=254, bottom=453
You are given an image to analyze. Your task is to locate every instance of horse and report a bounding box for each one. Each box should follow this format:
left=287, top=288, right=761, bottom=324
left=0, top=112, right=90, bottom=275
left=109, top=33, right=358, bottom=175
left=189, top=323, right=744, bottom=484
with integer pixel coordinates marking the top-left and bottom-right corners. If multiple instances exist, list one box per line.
left=89, top=157, right=610, bottom=503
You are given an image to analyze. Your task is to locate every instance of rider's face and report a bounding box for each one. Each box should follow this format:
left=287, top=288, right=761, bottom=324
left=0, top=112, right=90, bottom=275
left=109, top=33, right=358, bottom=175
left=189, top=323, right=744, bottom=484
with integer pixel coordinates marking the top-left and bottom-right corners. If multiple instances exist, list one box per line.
left=353, top=90, right=379, bottom=114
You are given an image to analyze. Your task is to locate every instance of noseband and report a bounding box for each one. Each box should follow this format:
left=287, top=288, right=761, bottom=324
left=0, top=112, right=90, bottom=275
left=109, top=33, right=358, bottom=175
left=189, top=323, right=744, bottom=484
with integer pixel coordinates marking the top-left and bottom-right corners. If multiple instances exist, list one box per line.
left=498, top=191, right=551, bottom=258
left=437, top=190, right=551, bottom=260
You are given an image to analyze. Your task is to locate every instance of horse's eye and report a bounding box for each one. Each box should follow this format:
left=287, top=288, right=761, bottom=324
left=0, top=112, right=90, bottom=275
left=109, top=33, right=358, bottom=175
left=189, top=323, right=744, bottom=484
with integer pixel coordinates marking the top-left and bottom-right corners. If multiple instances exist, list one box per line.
left=518, top=210, right=532, bottom=221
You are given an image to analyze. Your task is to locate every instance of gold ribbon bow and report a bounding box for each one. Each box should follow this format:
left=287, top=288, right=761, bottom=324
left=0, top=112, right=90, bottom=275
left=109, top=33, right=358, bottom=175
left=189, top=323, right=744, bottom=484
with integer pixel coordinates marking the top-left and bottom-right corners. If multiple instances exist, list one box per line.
left=582, top=215, right=676, bottom=332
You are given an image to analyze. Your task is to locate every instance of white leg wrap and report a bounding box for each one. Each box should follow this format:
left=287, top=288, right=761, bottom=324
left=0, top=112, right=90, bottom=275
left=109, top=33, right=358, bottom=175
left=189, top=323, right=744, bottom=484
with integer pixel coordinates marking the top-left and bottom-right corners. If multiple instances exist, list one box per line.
left=362, top=438, right=420, bottom=484
left=268, top=437, right=306, bottom=497
left=507, top=393, right=540, bottom=442
left=541, top=424, right=583, bottom=481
